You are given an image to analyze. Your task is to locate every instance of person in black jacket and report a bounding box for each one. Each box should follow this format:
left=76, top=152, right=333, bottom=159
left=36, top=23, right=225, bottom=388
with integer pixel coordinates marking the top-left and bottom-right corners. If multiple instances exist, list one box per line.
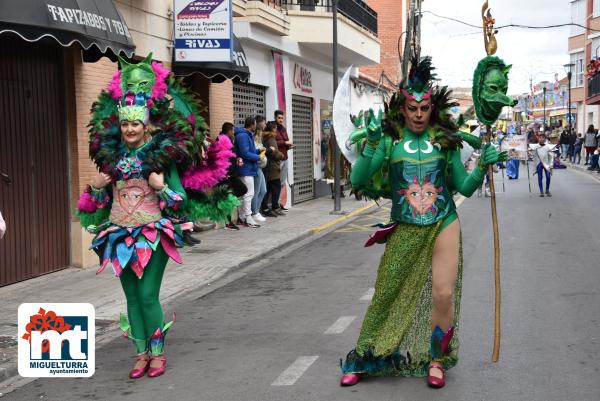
left=559, top=129, right=569, bottom=159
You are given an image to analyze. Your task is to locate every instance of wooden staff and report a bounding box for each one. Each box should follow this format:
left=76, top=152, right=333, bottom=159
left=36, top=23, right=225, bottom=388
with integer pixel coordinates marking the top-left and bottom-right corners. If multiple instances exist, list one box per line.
left=485, top=125, right=501, bottom=362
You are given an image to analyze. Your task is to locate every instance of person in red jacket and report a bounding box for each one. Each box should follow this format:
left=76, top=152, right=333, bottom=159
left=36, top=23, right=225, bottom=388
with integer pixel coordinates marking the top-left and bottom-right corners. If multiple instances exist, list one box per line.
left=274, top=110, right=294, bottom=210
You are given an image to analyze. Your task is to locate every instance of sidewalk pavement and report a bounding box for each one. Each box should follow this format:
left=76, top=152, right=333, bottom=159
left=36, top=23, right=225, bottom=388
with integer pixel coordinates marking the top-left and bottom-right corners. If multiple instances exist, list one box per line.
left=565, top=158, right=600, bottom=182
left=0, top=195, right=379, bottom=389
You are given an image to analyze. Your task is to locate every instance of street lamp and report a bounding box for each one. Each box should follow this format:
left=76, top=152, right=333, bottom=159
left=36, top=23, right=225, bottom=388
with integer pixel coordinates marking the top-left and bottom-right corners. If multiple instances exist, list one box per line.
left=564, top=63, right=575, bottom=135
left=540, top=80, right=549, bottom=133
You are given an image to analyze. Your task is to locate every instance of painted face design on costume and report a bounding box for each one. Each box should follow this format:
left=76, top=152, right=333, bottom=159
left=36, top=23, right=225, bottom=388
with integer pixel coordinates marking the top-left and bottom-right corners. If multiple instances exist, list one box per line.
left=473, top=56, right=517, bottom=125
left=119, top=54, right=156, bottom=97
left=406, top=180, right=439, bottom=214
left=118, top=185, right=146, bottom=215
left=397, top=170, right=446, bottom=220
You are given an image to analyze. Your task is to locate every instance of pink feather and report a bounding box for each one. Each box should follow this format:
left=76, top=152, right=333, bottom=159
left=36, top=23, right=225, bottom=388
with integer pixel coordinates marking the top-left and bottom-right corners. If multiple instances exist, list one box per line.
left=107, top=70, right=123, bottom=100
left=77, top=192, right=98, bottom=213
left=181, top=136, right=235, bottom=192
left=151, top=61, right=170, bottom=99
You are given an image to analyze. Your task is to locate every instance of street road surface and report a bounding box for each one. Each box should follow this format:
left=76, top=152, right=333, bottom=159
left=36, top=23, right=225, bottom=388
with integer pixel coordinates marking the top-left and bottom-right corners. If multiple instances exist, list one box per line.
left=4, top=166, right=600, bottom=401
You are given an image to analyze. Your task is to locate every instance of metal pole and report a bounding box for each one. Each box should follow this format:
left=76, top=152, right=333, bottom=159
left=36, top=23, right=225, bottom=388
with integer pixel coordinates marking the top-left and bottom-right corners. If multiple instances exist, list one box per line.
left=568, top=72, right=572, bottom=135
left=332, top=0, right=341, bottom=212
left=543, top=87, right=547, bottom=133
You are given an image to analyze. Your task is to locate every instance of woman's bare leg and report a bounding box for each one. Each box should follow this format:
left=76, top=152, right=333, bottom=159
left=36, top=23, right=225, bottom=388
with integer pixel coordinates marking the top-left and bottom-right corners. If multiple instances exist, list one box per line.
left=429, top=219, right=460, bottom=378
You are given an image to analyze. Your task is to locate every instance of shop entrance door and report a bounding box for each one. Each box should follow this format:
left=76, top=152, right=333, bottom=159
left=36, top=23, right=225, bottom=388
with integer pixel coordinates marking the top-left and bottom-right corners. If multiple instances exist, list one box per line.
left=0, top=38, right=69, bottom=286
left=291, top=95, right=314, bottom=203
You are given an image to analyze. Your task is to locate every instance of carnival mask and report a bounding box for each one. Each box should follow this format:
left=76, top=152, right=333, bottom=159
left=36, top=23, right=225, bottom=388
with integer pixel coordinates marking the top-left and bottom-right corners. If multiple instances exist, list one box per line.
left=118, top=53, right=156, bottom=97
left=473, top=56, right=517, bottom=126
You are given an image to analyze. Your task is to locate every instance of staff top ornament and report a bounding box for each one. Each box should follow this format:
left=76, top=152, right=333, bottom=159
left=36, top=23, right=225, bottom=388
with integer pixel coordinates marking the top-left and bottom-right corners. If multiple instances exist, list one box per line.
left=482, top=0, right=497, bottom=56
left=473, top=1, right=517, bottom=126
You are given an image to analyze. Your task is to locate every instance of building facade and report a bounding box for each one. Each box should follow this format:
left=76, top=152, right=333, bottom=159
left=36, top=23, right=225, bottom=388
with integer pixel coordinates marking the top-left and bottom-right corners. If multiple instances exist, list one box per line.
left=568, top=0, right=600, bottom=133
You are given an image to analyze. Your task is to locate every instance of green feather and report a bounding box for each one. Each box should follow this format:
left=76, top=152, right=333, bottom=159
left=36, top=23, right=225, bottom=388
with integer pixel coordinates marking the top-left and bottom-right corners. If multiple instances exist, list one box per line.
left=185, top=185, right=241, bottom=223
left=76, top=207, right=110, bottom=230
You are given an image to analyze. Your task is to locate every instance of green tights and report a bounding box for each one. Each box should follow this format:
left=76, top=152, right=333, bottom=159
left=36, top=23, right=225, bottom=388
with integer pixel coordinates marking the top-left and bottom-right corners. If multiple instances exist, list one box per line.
left=119, top=247, right=168, bottom=354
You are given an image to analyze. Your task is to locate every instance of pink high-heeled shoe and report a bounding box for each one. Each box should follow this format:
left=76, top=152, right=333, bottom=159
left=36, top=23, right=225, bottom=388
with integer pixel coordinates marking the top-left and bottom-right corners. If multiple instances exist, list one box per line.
left=427, top=362, right=445, bottom=388
left=129, top=353, right=149, bottom=379
left=340, top=373, right=361, bottom=386
left=147, top=355, right=167, bottom=377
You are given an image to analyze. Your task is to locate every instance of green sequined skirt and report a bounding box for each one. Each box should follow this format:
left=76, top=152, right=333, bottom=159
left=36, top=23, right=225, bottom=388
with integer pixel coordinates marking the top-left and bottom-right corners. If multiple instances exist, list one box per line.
left=341, top=220, right=463, bottom=377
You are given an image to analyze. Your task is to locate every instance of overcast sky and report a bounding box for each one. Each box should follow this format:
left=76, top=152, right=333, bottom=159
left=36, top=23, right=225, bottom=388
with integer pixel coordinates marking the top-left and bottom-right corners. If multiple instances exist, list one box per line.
left=420, top=0, right=571, bottom=95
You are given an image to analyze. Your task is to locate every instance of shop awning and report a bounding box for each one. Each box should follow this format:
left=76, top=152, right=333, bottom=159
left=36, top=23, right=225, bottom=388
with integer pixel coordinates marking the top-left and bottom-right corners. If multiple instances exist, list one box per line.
left=0, top=0, right=135, bottom=62
left=172, top=35, right=250, bottom=83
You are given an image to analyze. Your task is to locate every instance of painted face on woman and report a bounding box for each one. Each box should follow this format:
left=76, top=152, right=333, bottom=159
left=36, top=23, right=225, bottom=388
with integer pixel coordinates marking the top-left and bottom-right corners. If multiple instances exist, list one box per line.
left=403, top=98, right=432, bottom=134
left=120, top=120, right=146, bottom=149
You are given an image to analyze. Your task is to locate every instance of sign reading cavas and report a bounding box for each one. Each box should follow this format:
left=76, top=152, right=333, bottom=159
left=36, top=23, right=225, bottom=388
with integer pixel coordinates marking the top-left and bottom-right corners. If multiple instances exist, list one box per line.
left=174, top=0, right=233, bottom=63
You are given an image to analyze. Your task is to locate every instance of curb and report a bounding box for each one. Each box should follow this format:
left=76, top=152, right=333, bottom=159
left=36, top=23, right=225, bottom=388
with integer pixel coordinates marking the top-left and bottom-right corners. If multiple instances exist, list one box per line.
left=310, top=201, right=378, bottom=233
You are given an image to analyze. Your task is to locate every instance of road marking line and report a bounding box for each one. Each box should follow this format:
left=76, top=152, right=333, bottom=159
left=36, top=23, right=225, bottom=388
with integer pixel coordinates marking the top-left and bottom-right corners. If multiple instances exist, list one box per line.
left=311, top=202, right=377, bottom=233
left=360, top=288, right=375, bottom=301
left=271, top=356, right=319, bottom=386
left=324, top=316, right=356, bottom=334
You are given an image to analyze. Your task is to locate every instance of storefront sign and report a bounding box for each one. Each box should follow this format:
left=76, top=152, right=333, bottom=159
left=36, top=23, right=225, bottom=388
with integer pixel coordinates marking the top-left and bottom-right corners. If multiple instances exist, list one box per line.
left=174, top=0, right=232, bottom=62
left=293, top=63, right=313, bottom=94
left=46, top=4, right=132, bottom=39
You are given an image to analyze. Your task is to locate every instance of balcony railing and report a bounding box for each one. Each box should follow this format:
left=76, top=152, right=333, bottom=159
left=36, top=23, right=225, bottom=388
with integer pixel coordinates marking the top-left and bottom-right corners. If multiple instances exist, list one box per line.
left=588, top=73, right=600, bottom=100
left=281, top=0, right=378, bottom=36
left=262, top=0, right=283, bottom=8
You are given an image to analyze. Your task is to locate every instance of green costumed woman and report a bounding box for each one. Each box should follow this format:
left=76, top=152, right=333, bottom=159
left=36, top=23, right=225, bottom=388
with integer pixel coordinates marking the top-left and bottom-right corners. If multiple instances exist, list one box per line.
left=339, top=57, right=507, bottom=388
left=76, top=56, right=202, bottom=379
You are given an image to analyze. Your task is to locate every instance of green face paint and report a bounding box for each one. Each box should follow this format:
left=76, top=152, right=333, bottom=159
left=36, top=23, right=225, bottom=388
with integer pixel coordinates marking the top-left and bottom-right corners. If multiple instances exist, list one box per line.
left=472, top=56, right=517, bottom=126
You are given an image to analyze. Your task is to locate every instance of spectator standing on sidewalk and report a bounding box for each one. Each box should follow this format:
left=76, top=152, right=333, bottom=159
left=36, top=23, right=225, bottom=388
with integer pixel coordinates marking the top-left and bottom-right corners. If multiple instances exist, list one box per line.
left=559, top=129, right=569, bottom=159
left=251, top=116, right=268, bottom=222
left=572, top=133, right=583, bottom=164
left=220, top=122, right=246, bottom=230
left=587, top=144, right=600, bottom=171
left=275, top=110, right=294, bottom=210
left=567, top=129, right=576, bottom=161
left=262, top=121, right=285, bottom=216
left=234, top=117, right=263, bottom=228
left=584, top=125, right=597, bottom=165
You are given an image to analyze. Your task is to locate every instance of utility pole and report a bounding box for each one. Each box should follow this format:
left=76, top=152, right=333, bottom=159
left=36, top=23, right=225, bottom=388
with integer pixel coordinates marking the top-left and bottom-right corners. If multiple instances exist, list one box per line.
left=332, top=0, right=343, bottom=213
left=401, top=0, right=423, bottom=80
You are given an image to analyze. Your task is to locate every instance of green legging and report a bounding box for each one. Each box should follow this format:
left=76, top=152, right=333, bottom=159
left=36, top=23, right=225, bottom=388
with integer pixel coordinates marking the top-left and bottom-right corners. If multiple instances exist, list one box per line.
left=119, top=247, right=168, bottom=354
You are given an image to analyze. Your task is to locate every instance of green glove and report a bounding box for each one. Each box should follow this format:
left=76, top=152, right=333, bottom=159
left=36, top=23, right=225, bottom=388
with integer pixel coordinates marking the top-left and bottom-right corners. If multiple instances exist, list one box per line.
left=351, top=110, right=364, bottom=129
left=478, top=143, right=508, bottom=168
left=365, top=108, right=383, bottom=145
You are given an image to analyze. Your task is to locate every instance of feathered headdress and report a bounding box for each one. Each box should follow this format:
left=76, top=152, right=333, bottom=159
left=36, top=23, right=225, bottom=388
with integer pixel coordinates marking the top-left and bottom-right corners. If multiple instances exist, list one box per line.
left=401, top=56, right=437, bottom=102
left=382, top=56, right=461, bottom=148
